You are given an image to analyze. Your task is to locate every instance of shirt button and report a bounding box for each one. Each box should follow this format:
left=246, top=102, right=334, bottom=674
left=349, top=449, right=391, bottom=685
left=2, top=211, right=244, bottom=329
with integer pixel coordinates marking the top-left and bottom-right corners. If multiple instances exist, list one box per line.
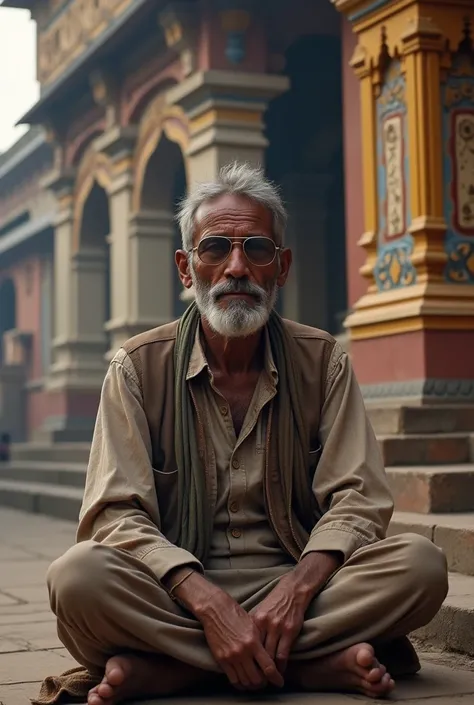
left=232, top=459, right=240, bottom=469
left=231, top=528, right=242, bottom=538
left=229, top=501, right=239, bottom=513
left=220, top=406, right=228, bottom=416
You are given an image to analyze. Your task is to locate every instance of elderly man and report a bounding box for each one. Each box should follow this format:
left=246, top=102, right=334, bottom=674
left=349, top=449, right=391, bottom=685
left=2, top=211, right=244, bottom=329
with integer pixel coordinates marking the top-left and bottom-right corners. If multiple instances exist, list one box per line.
left=36, top=163, right=448, bottom=705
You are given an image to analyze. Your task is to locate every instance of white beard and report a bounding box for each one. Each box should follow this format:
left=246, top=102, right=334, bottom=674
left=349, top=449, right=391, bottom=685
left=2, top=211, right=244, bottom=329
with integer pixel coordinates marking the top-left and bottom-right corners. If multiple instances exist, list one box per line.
left=190, top=265, right=277, bottom=338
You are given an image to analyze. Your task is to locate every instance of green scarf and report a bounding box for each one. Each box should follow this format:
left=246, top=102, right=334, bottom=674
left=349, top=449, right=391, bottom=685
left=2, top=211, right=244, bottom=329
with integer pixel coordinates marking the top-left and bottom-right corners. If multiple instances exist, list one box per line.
left=174, top=302, right=313, bottom=562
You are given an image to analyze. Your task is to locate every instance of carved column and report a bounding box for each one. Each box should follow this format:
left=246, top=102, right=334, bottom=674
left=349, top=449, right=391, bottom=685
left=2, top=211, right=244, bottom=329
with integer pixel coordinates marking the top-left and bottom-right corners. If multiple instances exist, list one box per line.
left=167, top=70, right=289, bottom=185
left=41, top=169, right=106, bottom=442
left=333, top=0, right=474, bottom=406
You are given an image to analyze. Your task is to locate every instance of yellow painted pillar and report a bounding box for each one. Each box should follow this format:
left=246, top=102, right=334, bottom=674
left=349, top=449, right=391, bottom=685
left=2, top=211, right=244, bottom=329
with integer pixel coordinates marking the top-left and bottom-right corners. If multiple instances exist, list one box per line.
left=333, top=0, right=474, bottom=405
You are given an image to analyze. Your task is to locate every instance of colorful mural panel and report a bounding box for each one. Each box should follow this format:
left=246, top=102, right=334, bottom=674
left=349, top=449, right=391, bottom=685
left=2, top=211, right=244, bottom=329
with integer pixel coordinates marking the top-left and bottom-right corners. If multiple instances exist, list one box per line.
left=375, top=60, right=415, bottom=290
left=443, top=49, right=474, bottom=284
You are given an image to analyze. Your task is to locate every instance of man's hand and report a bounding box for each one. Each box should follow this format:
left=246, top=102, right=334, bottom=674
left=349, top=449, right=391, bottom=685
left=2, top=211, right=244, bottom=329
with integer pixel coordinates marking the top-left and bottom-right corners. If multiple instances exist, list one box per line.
left=250, top=573, right=307, bottom=675
left=199, top=591, right=284, bottom=691
left=163, top=567, right=284, bottom=691
left=251, top=551, right=342, bottom=674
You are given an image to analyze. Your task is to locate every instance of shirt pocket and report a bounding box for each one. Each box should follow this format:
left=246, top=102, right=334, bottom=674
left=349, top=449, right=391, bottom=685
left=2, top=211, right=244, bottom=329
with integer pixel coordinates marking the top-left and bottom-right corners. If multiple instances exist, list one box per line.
left=151, top=468, right=178, bottom=537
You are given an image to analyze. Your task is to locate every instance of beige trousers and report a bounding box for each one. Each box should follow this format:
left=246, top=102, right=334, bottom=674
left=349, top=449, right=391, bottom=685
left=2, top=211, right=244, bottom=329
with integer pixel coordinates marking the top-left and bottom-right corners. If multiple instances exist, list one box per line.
left=47, top=533, right=448, bottom=676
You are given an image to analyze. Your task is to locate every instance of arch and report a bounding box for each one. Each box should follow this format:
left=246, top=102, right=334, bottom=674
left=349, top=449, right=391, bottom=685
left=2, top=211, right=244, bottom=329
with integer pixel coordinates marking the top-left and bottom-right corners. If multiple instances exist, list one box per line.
left=125, top=71, right=181, bottom=126
left=76, top=180, right=111, bottom=349
left=78, top=181, right=110, bottom=251
left=66, top=124, right=106, bottom=169
left=134, top=113, right=188, bottom=318
left=132, top=93, right=189, bottom=212
left=0, top=277, right=17, bottom=365
left=73, top=149, right=114, bottom=252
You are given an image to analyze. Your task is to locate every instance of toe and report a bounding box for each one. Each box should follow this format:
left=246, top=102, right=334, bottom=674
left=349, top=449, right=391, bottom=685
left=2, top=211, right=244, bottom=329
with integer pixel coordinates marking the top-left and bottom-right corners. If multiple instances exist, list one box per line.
left=88, top=693, right=103, bottom=705
left=362, top=672, right=395, bottom=698
left=366, top=664, right=387, bottom=683
left=97, top=682, right=114, bottom=699
left=105, top=667, right=124, bottom=687
left=355, top=644, right=376, bottom=670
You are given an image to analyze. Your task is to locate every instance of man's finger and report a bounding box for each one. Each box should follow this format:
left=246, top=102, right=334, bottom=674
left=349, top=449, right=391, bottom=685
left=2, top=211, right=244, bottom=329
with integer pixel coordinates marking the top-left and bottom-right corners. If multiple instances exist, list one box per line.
left=234, top=662, right=252, bottom=689
left=255, top=646, right=284, bottom=688
left=264, top=628, right=279, bottom=662
left=275, top=634, right=293, bottom=675
left=241, top=656, right=267, bottom=689
left=223, top=664, right=241, bottom=689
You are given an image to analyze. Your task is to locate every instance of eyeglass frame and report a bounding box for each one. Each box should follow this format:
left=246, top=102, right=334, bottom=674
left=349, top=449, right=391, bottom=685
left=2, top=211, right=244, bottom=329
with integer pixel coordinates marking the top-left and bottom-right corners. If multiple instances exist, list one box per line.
left=188, top=235, right=282, bottom=267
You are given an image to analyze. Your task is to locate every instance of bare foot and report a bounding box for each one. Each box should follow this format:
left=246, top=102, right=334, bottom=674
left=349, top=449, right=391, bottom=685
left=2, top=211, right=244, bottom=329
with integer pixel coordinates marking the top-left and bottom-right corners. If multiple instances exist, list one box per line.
left=87, top=653, right=212, bottom=705
left=288, top=642, right=395, bottom=698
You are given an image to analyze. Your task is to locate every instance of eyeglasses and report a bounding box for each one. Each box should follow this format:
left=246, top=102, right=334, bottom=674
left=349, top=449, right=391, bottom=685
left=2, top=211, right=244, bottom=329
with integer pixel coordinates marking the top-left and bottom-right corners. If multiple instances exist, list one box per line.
left=191, top=236, right=280, bottom=267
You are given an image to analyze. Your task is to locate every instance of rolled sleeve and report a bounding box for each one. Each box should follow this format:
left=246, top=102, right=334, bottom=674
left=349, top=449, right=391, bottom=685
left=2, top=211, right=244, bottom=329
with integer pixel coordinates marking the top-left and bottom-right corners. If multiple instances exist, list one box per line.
left=77, top=349, right=203, bottom=581
left=301, top=344, right=394, bottom=562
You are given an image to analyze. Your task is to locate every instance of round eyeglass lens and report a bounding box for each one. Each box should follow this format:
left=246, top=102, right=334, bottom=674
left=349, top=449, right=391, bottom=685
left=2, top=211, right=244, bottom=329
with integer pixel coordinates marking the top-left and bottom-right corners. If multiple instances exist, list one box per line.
left=197, top=237, right=232, bottom=265
left=244, top=237, right=276, bottom=265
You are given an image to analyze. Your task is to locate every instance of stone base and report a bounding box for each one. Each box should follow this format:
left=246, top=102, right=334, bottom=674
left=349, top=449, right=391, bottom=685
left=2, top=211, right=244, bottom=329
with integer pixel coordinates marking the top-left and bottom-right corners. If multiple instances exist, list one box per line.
left=362, top=380, right=474, bottom=407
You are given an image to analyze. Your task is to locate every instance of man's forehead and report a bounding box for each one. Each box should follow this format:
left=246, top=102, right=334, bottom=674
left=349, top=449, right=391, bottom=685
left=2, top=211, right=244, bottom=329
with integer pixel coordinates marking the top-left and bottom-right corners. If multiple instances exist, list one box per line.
left=195, top=193, right=272, bottom=229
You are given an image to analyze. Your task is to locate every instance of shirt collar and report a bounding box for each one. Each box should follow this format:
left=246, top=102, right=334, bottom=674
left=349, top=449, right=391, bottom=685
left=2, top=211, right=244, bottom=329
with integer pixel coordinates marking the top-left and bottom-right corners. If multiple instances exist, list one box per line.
left=186, top=322, right=278, bottom=387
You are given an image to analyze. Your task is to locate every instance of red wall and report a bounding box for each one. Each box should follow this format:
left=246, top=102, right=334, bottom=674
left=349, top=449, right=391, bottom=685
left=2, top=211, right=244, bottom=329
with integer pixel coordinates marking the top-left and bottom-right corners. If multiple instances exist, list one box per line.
left=342, top=19, right=366, bottom=310
left=1, top=256, right=51, bottom=438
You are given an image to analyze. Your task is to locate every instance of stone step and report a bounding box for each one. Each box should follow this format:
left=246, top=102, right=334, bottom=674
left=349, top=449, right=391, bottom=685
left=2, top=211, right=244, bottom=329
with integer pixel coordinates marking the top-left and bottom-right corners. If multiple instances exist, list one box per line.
left=368, top=405, right=474, bottom=436
left=414, top=572, right=474, bottom=657
left=379, top=433, right=472, bottom=466
left=0, top=479, right=83, bottom=522
left=10, top=442, right=91, bottom=465
left=0, top=461, right=86, bottom=488
left=387, top=464, right=474, bottom=513
left=389, top=511, right=474, bottom=576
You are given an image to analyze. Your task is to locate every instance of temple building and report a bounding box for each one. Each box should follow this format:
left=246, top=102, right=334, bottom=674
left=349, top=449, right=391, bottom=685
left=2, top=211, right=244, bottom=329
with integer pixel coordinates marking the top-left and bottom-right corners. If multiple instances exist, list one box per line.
left=0, top=0, right=473, bottom=442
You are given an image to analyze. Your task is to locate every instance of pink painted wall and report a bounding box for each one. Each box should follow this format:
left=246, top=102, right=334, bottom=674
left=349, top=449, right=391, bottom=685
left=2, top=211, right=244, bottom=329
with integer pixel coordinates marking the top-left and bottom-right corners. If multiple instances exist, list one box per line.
left=342, top=18, right=366, bottom=309
left=352, top=329, right=474, bottom=385
left=1, top=256, right=42, bottom=381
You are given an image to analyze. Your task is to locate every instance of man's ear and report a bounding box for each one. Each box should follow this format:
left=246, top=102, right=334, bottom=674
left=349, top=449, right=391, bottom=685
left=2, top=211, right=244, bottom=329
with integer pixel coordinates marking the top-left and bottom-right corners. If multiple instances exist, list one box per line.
left=277, top=247, right=292, bottom=287
left=175, top=250, right=193, bottom=289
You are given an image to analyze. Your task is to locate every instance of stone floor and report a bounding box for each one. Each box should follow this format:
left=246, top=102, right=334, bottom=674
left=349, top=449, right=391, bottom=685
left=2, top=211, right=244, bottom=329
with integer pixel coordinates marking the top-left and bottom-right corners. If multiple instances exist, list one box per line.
left=1, top=508, right=474, bottom=705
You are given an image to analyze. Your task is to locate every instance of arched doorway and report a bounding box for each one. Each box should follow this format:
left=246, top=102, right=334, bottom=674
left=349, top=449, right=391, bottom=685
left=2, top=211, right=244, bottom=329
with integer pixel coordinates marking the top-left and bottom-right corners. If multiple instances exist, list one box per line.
left=0, top=278, right=16, bottom=365
left=76, top=181, right=111, bottom=354
left=138, top=133, right=187, bottom=321
left=265, top=33, right=347, bottom=335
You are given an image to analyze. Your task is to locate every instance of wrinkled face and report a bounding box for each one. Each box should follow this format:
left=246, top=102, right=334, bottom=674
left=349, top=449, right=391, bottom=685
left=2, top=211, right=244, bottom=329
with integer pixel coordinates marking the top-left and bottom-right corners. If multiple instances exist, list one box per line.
left=177, top=193, right=291, bottom=338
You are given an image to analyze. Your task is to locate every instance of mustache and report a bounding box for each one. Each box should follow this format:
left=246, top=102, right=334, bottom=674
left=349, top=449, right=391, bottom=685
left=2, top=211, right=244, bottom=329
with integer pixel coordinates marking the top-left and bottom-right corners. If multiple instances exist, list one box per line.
left=210, top=279, right=265, bottom=302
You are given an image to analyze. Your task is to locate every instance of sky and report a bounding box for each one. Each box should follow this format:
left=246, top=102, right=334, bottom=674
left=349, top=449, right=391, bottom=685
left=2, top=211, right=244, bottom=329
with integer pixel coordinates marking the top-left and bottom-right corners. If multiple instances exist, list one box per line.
left=0, top=7, right=39, bottom=154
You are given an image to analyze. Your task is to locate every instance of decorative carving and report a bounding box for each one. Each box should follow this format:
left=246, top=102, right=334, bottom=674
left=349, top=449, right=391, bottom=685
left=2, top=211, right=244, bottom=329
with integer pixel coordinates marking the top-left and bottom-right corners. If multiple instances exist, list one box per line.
left=159, top=2, right=198, bottom=78
left=37, top=0, right=135, bottom=85
left=383, top=115, right=405, bottom=238
left=374, top=58, right=416, bottom=290
left=442, top=17, right=474, bottom=284
left=453, top=111, right=474, bottom=231
left=220, top=9, right=251, bottom=64
left=374, top=240, right=417, bottom=290
left=446, top=240, right=474, bottom=283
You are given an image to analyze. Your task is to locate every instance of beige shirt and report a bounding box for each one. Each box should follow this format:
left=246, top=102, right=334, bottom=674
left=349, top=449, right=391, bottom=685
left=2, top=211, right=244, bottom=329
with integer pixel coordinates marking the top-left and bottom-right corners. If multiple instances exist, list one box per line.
left=77, top=322, right=393, bottom=585
left=187, top=327, right=291, bottom=571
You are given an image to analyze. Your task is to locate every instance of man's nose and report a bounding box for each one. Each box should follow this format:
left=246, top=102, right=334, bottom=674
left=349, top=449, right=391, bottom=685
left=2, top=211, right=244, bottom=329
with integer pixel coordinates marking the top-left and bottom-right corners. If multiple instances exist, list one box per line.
left=223, top=243, right=250, bottom=278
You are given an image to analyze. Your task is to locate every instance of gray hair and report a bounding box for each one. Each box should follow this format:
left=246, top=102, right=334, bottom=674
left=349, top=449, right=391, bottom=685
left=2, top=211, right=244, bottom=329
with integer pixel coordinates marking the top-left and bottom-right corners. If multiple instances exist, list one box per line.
left=176, top=162, right=287, bottom=252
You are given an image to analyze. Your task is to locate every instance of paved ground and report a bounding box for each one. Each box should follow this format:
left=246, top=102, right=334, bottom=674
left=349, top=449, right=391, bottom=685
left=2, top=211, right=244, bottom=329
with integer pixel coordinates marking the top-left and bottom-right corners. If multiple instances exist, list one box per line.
left=1, top=508, right=474, bottom=705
